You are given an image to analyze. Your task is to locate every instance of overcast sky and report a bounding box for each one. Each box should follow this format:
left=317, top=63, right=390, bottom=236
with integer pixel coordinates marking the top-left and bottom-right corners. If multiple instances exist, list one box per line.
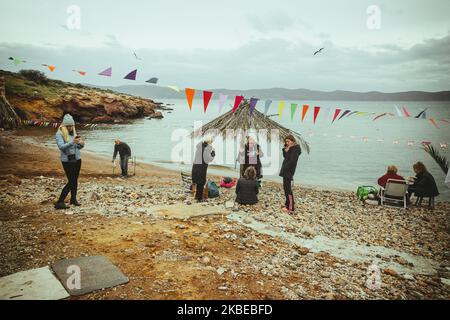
left=0, top=0, right=449, bottom=92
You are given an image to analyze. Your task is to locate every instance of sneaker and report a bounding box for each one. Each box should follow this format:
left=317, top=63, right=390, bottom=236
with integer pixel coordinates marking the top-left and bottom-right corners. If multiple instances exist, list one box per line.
left=70, top=201, right=81, bottom=206
left=55, top=202, right=70, bottom=210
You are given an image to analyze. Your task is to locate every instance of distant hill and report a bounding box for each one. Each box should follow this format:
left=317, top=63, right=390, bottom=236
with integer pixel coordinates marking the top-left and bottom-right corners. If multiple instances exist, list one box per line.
left=94, top=84, right=450, bottom=101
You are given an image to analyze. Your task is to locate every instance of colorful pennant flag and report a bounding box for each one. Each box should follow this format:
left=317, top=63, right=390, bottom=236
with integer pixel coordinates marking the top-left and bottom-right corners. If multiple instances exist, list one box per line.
left=402, top=106, right=411, bottom=117
left=373, top=113, right=388, bottom=121
left=249, top=97, right=259, bottom=114
left=429, top=118, right=439, bottom=128
left=72, top=70, right=86, bottom=76
left=146, top=77, right=158, bottom=84
left=185, top=88, right=196, bottom=110
left=313, top=106, right=320, bottom=124
left=232, top=95, right=244, bottom=113
left=394, top=105, right=402, bottom=117
left=415, top=109, right=427, bottom=119
left=203, top=91, right=213, bottom=113
left=98, top=67, right=112, bottom=77
left=218, top=94, right=228, bottom=113
left=332, top=109, right=341, bottom=123
left=278, top=101, right=285, bottom=118
left=290, top=103, right=298, bottom=120
left=264, top=100, right=272, bottom=114
left=124, top=69, right=137, bottom=80
left=9, top=57, right=25, bottom=65
left=338, top=110, right=351, bottom=120
left=42, top=64, right=55, bottom=72
left=301, top=105, right=309, bottom=122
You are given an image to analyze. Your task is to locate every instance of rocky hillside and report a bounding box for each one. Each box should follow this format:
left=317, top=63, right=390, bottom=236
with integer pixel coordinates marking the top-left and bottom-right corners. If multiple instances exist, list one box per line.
left=0, top=69, right=164, bottom=124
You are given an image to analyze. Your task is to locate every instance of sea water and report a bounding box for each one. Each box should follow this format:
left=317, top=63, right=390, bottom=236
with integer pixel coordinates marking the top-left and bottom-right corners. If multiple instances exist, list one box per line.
left=35, top=99, right=450, bottom=200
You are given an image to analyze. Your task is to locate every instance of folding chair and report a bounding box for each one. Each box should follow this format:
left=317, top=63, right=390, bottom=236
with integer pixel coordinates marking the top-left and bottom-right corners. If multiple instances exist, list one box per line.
left=380, top=179, right=408, bottom=209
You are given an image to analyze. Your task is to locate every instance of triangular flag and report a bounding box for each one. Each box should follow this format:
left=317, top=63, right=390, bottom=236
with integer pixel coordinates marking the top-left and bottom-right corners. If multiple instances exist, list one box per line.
left=313, top=106, right=320, bottom=124
left=290, top=103, right=298, bottom=120
left=264, top=100, right=272, bottom=114
left=373, top=113, right=388, bottom=121
left=301, top=105, right=309, bottom=122
left=421, top=111, right=427, bottom=119
left=441, top=119, right=449, bottom=124
left=332, top=109, right=341, bottom=123
left=346, top=111, right=358, bottom=117
left=218, top=94, right=228, bottom=113
left=146, top=77, right=158, bottom=84
left=42, top=64, right=55, bottom=72
left=249, top=97, right=259, bottom=114
left=124, top=69, right=137, bottom=80
left=338, top=110, right=351, bottom=120
left=430, top=118, right=439, bottom=128
left=232, top=96, right=244, bottom=113
left=167, top=85, right=180, bottom=92
left=203, top=91, right=213, bottom=113
left=278, top=101, right=285, bottom=118
left=394, top=105, right=402, bottom=117
left=402, top=106, right=411, bottom=117
left=185, top=88, right=196, bottom=110
left=415, top=108, right=428, bottom=118
left=98, top=67, right=112, bottom=77
left=73, top=70, right=86, bottom=76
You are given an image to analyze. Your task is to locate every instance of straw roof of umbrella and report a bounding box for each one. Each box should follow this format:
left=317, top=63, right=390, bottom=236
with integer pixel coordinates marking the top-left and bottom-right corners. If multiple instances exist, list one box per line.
left=191, top=99, right=310, bottom=153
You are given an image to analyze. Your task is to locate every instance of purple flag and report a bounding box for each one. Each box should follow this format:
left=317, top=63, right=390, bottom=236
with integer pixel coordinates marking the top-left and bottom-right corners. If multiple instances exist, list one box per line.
left=249, top=97, right=259, bottom=114
left=218, top=93, right=228, bottom=113
left=98, top=67, right=112, bottom=77
left=124, top=69, right=137, bottom=80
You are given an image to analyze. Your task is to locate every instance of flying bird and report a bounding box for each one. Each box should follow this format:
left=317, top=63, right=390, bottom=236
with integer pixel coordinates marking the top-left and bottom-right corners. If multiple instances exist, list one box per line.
left=313, top=48, right=324, bottom=56
left=133, top=52, right=142, bottom=60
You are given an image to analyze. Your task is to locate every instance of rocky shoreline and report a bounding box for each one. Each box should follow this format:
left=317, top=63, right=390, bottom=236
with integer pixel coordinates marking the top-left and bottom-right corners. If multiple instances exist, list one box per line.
left=0, top=132, right=449, bottom=299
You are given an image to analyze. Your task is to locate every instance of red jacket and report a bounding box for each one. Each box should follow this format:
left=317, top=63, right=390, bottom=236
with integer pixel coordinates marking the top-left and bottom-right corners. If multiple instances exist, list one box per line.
left=377, top=173, right=405, bottom=188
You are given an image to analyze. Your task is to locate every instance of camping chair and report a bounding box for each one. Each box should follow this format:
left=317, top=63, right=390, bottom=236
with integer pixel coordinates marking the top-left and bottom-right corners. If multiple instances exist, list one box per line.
left=380, top=179, right=408, bottom=209
left=414, top=196, right=435, bottom=210
left=112, top=156, right=136, bottom=176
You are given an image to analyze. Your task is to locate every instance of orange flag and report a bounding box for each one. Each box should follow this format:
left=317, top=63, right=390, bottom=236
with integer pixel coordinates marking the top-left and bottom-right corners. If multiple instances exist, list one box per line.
left=42, top=64, right=56, bottom=72
left=301, top=105, right=309, bottom=122
left=430, top=118, right=439, bottom=128
left=185, top=88, right=195, bottom=110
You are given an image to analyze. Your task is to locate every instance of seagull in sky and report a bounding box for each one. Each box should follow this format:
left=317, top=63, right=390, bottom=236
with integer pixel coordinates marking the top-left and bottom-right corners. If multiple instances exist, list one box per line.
left=313, top=48, right=324, bottom=56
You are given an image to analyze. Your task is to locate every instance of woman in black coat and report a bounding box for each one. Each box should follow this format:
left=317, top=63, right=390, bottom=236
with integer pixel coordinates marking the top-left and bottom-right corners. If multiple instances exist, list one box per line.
left=236, top=166, right=259, bottom=205
left=279, top=135, right=301, bottom=212
left=192, top=139, right=215, bottom=202
left=408, top=161, right=439, bottom=200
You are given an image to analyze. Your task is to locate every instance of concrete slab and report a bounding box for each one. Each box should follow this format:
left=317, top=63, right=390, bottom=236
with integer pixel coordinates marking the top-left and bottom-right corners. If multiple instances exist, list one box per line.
left=149, top=203, right=227, bottom=219
left=51, top=255, right=129, bottom=296
left=0, top=266, right=70, bottom=300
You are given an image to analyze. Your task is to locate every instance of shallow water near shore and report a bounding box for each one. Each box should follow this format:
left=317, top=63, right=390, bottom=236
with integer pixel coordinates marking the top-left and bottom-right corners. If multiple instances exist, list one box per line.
left=20, top=99, right=450, bottom=200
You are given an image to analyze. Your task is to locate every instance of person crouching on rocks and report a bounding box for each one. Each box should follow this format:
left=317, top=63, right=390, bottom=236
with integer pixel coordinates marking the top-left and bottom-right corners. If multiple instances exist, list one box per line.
left=279, top=134, right=301, bottom=213
left=54, top=114, right=84, bottom=209
left=192, top=138, right=215, bottom=202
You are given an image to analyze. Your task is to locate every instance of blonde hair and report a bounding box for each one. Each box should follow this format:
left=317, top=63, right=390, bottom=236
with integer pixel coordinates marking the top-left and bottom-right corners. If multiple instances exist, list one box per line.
left=387, top=165, right=398, bottom=174
left=243, top=166, right=257, bottom=180
left=58, top=125, right=76, bottom=143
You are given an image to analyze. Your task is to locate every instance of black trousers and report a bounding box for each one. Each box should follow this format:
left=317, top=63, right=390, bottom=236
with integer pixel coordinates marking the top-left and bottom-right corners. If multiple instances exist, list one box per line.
left=57, top=159, right=81, bottom=203
left=120, top=155, right=129, bottom=176
left=195, top=183, right=204, bottom=200
left=283, top=177, right=294, bottom=211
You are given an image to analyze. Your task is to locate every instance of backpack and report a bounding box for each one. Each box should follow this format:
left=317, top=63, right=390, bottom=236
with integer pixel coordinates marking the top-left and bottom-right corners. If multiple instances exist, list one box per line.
left=207, top=181, right=219, bottom=198
left=356, top=186, right=378, bottom=201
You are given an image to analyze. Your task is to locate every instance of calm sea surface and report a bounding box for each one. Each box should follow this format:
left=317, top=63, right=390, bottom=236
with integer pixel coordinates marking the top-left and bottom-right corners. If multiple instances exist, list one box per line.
left=30, top=99, right=450, bottom=201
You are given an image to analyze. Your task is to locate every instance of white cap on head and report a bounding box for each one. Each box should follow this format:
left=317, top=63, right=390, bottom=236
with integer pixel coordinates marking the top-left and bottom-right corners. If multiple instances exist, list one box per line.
left=61, top=114, right=75, bottom=126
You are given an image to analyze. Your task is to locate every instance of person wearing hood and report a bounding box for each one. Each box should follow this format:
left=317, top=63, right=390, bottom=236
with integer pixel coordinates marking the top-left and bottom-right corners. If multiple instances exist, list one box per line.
left=191, top=139, right=215, bottom=202
left=279, top=135, right=301, bottom=213
left=54, top=113, right=85, bottom=209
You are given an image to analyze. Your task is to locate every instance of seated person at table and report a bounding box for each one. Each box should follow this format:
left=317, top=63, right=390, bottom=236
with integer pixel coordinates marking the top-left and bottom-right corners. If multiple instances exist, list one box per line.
left=236, top=166, right=259, bottom=205
left=377, top=165, right=405, bottom=188
left=407, top=162, right=439, bottom=201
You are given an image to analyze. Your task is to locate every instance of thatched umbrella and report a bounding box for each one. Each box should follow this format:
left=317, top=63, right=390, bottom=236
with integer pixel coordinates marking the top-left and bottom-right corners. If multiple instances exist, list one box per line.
left=191, top=99, right=310, bottom=153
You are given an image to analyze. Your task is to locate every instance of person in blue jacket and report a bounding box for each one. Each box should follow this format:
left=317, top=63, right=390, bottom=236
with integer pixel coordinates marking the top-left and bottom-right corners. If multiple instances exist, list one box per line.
left=54, top=114, right=85, bottom=209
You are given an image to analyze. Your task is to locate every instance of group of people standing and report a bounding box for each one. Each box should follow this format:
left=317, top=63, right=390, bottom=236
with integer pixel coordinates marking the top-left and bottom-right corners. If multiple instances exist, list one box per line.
left=191, top=134, right=302, bottom=213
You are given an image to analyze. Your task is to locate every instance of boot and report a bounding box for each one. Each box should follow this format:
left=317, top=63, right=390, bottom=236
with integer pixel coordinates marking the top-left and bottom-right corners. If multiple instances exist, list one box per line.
left=55, top=202, right=70, bottom=210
